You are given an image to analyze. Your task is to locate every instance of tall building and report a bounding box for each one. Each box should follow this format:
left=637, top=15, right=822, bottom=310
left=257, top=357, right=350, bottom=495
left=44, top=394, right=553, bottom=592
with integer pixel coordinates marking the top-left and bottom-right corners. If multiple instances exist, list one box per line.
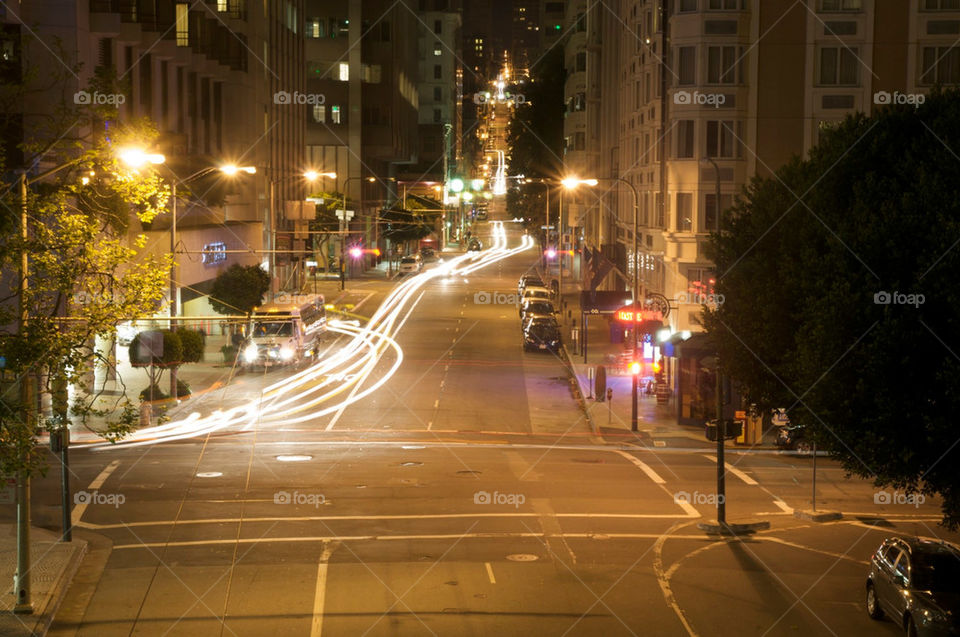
left=3, top=0, right=305, bottom=320
left=303, top=1, right=420, bottom=265
left=564, top=0, right=960, bottom=421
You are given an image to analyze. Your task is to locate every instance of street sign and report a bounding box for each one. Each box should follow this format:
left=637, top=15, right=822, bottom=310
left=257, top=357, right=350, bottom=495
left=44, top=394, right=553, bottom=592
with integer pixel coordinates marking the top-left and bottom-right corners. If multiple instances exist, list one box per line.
left=614, top=305, right=663, bottom=323
left=335, top=210, right=355, bottom=220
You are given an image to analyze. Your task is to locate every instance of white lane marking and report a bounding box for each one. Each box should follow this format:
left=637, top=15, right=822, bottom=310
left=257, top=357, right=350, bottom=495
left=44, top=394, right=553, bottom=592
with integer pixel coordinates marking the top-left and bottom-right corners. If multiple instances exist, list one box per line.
left=77, top=511, right=698, bottom=531
left=434, top=399, right=440, bottom=409
left=701, top=454, right=758, bottom=485
left=310, top=542, right=335, bottom=637
left=72, top=460, right=120, bottom=526
left=616, top=450, right=666, bottom=484
left=485, top=562, right=496, bottom=584
left=113, top=531, right=712, bottom=550
left=673, top=498, right=700, bottom=517
left=774, top=499, right=793, bottom=513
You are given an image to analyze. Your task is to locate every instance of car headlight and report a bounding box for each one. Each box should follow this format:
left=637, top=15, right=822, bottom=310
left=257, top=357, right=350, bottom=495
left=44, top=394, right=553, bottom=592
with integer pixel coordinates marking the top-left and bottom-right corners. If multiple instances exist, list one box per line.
left=280, top=346, right=295, bottom=361
left=922, top=608, right=948, bottom=624
left=242, top=344, right=258, bottom=363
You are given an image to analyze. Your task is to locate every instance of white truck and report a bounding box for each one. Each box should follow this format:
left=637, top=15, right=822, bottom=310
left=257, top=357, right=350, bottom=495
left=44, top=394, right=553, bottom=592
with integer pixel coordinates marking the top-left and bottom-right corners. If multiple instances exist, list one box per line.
left=241, top=295, right=326, bottom=367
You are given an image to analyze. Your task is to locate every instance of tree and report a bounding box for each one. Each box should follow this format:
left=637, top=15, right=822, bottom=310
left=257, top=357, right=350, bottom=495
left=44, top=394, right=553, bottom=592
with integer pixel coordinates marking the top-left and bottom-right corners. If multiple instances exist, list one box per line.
left=128, top=329, right=202, bottom=400
left=381, top=198, right=433, bottom=251
left=703, top=89, right=960, bottom=529
left=209, top=263, right=270, bottom=316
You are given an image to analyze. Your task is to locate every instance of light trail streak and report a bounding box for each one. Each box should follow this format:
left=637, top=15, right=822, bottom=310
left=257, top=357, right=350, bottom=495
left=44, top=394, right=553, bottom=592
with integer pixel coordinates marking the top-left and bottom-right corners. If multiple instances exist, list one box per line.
left=87, top=222, right=529, bottom=449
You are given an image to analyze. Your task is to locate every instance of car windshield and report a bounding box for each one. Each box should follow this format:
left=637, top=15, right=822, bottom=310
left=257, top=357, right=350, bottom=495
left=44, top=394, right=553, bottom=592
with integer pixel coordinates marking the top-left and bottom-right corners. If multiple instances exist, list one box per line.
left=912, top=551, right=960, bottom=591
left=525, top=302, right=554, bottom=315
left=401, top=257, right=417, bottom=263
left=524, top=290, right=550, bottom=299
left=253, top=321, right=293, bottom=337
left=529, top=324, right=559, bottom=338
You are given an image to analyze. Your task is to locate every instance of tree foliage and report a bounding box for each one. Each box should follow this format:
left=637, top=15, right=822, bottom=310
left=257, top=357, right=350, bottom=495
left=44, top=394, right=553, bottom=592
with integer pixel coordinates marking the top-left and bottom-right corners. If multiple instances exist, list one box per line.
left=0, top=41, right=172, bottom=464
left=703, top=90, right=960, bottom=528
left=381, top=198, right=434, bottom=245
left=209, top=264, right=270, bottom=316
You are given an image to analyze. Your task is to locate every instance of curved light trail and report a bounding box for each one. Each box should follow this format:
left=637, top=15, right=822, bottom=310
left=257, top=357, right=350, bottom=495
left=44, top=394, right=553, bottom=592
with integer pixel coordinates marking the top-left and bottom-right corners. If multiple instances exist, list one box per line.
left=87, top=222, right=531, bottom=449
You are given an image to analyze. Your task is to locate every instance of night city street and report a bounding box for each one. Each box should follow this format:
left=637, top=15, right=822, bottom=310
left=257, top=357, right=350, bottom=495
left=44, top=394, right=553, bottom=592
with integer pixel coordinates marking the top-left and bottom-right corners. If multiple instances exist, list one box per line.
left=3, top=1, right=960, bottom=636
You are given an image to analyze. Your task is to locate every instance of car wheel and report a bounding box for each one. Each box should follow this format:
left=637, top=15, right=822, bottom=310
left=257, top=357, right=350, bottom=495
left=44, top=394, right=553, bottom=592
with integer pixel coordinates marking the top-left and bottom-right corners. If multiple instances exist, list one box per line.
left=865, top=582, right=883, bottom=620
left=795, top=440, right=813, bottom=454
left=905, top=616, right=918, bottom=637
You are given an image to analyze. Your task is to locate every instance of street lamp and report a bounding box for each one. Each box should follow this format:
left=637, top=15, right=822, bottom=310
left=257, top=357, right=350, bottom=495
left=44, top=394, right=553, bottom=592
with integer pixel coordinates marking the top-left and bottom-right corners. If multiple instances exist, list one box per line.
left=560, top=177, right=597, bottom=306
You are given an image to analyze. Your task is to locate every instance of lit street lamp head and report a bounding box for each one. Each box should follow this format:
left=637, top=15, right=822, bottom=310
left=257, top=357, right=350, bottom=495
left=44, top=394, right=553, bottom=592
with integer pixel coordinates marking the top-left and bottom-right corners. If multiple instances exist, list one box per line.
left=118, top=148, right=165, bottom=168
left=220, top=165, right=256, bottom=176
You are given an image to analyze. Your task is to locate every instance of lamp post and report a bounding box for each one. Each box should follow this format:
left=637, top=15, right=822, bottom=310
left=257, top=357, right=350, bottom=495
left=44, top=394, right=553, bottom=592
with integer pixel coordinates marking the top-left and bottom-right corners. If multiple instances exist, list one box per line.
left=577, top=176, right=641, bottom=430
left=559, top=177, right=598, bottom=314
left=701, top=156, right=724, bottom=524
left=524, top=179, right=552, bottom=269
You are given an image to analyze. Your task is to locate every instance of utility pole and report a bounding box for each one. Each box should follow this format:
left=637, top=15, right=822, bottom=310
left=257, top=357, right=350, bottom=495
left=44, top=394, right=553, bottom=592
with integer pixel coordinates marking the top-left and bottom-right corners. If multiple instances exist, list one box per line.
left=716, top=358, right=726, bottom=525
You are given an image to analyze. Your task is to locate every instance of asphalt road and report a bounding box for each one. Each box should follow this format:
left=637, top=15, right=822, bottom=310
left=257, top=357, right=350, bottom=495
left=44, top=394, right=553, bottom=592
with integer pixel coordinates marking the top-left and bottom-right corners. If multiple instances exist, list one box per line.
left=31, top=221, right=960, bottom=637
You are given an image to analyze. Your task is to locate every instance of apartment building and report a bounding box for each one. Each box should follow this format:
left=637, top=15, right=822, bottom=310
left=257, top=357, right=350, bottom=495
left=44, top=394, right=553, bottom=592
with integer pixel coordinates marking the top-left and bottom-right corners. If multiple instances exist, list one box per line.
left=303, top=1, right=420, bottom=265
left=565, top=0, right=960, bottom=421
left=3, top=0, right=305, bottom=321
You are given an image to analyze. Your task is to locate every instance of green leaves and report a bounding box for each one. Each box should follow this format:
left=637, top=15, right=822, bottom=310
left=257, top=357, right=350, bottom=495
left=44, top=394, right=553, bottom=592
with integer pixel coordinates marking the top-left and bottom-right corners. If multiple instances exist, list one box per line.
left=209, top=264, right=270, bottom=316
left=706, top=89, right=960, bottom=528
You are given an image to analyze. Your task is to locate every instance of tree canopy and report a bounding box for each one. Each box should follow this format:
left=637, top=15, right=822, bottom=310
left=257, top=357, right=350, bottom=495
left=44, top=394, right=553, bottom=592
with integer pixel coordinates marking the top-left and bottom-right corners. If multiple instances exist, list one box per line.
left=703, top=89, right=960, bottom=528
left=209, top=263, right=270, bottom=316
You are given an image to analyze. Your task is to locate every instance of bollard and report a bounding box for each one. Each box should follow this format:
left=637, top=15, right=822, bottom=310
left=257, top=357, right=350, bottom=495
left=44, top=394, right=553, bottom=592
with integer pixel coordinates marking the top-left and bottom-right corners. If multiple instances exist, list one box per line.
left=140, top=402, right=152, bottom=427
left=607, top=388, right=613, bottom=424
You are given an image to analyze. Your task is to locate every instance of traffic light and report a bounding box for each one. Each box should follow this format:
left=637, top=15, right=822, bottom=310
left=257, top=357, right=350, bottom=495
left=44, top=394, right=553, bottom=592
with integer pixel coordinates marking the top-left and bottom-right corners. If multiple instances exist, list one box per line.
left=704, top=419, right=743, bottom=441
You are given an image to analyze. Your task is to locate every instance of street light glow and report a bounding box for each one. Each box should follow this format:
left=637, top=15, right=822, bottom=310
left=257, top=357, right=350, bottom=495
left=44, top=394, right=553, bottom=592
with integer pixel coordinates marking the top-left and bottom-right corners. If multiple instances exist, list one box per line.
left=220, top=165, right=256, bottom=176
left=561, top=177, right=598, bottom=189
left=118, top=148, right=165, bottom=168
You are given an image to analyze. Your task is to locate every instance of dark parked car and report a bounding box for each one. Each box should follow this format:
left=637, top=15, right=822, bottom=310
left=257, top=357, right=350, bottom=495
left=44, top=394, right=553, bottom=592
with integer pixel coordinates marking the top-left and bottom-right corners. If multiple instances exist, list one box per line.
left=521, top=313, right=559, bottom=332
left=866, top=537, right=960, bottom=636
left=519, top=300, right=556, bottom=320
left=523, top=323, right=562, bottom=352
left=419, top=246, right=438, bottom=262
left=775, top=423, right=812, bottom=453
left=468, top=238, right=483, bottom=251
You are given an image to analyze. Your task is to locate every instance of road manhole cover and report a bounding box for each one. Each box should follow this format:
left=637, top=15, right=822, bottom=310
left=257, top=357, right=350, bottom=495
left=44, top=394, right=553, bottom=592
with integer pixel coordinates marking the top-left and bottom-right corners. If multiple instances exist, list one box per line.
left=456, top=470, right=481, bottom=476
left=400, top=461, right=423, bottom=467
left=196, top=472, right=222, bottom=478
left=506, top=554, right=539, bottom=562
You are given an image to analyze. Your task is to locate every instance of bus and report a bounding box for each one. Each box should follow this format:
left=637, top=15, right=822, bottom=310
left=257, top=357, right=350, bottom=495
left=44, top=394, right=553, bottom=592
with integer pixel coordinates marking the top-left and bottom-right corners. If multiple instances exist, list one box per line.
left=241, top=295, right=326, bottom=367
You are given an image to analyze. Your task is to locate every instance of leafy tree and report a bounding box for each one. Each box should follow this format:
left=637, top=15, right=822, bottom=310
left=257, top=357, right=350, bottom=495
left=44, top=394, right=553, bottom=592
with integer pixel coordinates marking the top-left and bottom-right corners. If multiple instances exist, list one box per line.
left=381, top=198, right=433, bottom=250
left=129, top=329, right=202, bottom=401
left=209, top=263, right=270, bottom=316
left=703, top=89, right=960, bottom=528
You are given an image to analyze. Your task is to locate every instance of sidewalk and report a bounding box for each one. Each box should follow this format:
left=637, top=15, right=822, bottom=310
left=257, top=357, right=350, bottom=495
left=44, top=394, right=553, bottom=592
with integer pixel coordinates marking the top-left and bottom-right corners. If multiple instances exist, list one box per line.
left=0, top=525, right=86, bottom=636
left=549, top=271, right=776, bottom=447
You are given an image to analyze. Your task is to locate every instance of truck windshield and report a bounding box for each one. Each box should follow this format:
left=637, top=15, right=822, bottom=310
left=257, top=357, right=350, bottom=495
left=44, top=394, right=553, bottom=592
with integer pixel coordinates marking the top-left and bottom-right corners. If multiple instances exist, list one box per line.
left=252, top=321, right=293, bottom=337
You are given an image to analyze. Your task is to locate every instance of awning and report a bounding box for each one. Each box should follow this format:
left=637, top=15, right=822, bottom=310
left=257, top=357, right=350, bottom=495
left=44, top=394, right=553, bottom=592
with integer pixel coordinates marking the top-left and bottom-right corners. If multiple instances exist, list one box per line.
left=674, top=332, right=715, bottom=357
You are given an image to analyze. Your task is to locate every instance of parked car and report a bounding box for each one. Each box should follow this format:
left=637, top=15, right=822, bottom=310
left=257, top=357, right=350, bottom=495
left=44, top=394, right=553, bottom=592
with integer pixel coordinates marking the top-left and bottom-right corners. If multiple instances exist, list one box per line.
left=419, top=247, right=438, bottom=262
left=519, top=287, right=553, bottom=314
left=775, top=423, right=812, bottom=453
left=866, top=536, right=960, bottom=636
left=519, top=300, right=556, bottom=320
left=398, top=255, right=423, bottom=274
left=468, top=238, right=483, bottom=251
left=521, top=313, right=560, bottom=332
left=518, top=274, right=545, bottom=295
left=523, top=322, right=562, bottom=352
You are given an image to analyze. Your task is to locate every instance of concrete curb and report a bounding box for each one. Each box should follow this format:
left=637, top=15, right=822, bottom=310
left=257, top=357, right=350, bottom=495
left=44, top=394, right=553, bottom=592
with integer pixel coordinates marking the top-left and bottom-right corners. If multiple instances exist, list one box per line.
left=33, top=538, right=87, bottom=636
left=793, top=509, right=843, bottom=523
left=560, top=344, right=598, bottom=435
left=697, top=519, right=771, bottom=535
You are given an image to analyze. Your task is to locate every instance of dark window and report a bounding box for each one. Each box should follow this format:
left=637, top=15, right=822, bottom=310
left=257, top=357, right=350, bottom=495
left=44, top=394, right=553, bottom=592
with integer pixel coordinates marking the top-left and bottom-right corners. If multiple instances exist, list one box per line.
left=433, top=86, right=442, bottom=101
left=676, top=120, right=695, bottom=158
left=381, top=21, right=390, bottom=41
left=825, top=21, right=857, bottom=35
left=704, top=193, right=733, bottom=231
left=576, top=51, right=587, bottom=72
left=922, top=46, right=960, bottom=84
left=434, top=19, right=442, bottom=33
left=678, top=47, right=696, bottom=84
left=819, top=47, right=859, bottom=85
left=434, top=64, right=442, bottom=79
left=679, top=0, right=698, bottom=12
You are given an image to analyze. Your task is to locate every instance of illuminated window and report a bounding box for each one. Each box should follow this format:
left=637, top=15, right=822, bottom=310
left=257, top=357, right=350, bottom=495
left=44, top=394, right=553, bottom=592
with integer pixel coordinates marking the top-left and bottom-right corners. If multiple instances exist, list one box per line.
left=338, top=62, right=349, bottom=81
left=434, top=42, right=442, bottom=56
left=313, top=104, right=326, bottom=123
left=217, top=0, right=228, bottom=10
left=332, top=105, right=341, bottom=124
left=176, top=4, right=189, bottom=46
